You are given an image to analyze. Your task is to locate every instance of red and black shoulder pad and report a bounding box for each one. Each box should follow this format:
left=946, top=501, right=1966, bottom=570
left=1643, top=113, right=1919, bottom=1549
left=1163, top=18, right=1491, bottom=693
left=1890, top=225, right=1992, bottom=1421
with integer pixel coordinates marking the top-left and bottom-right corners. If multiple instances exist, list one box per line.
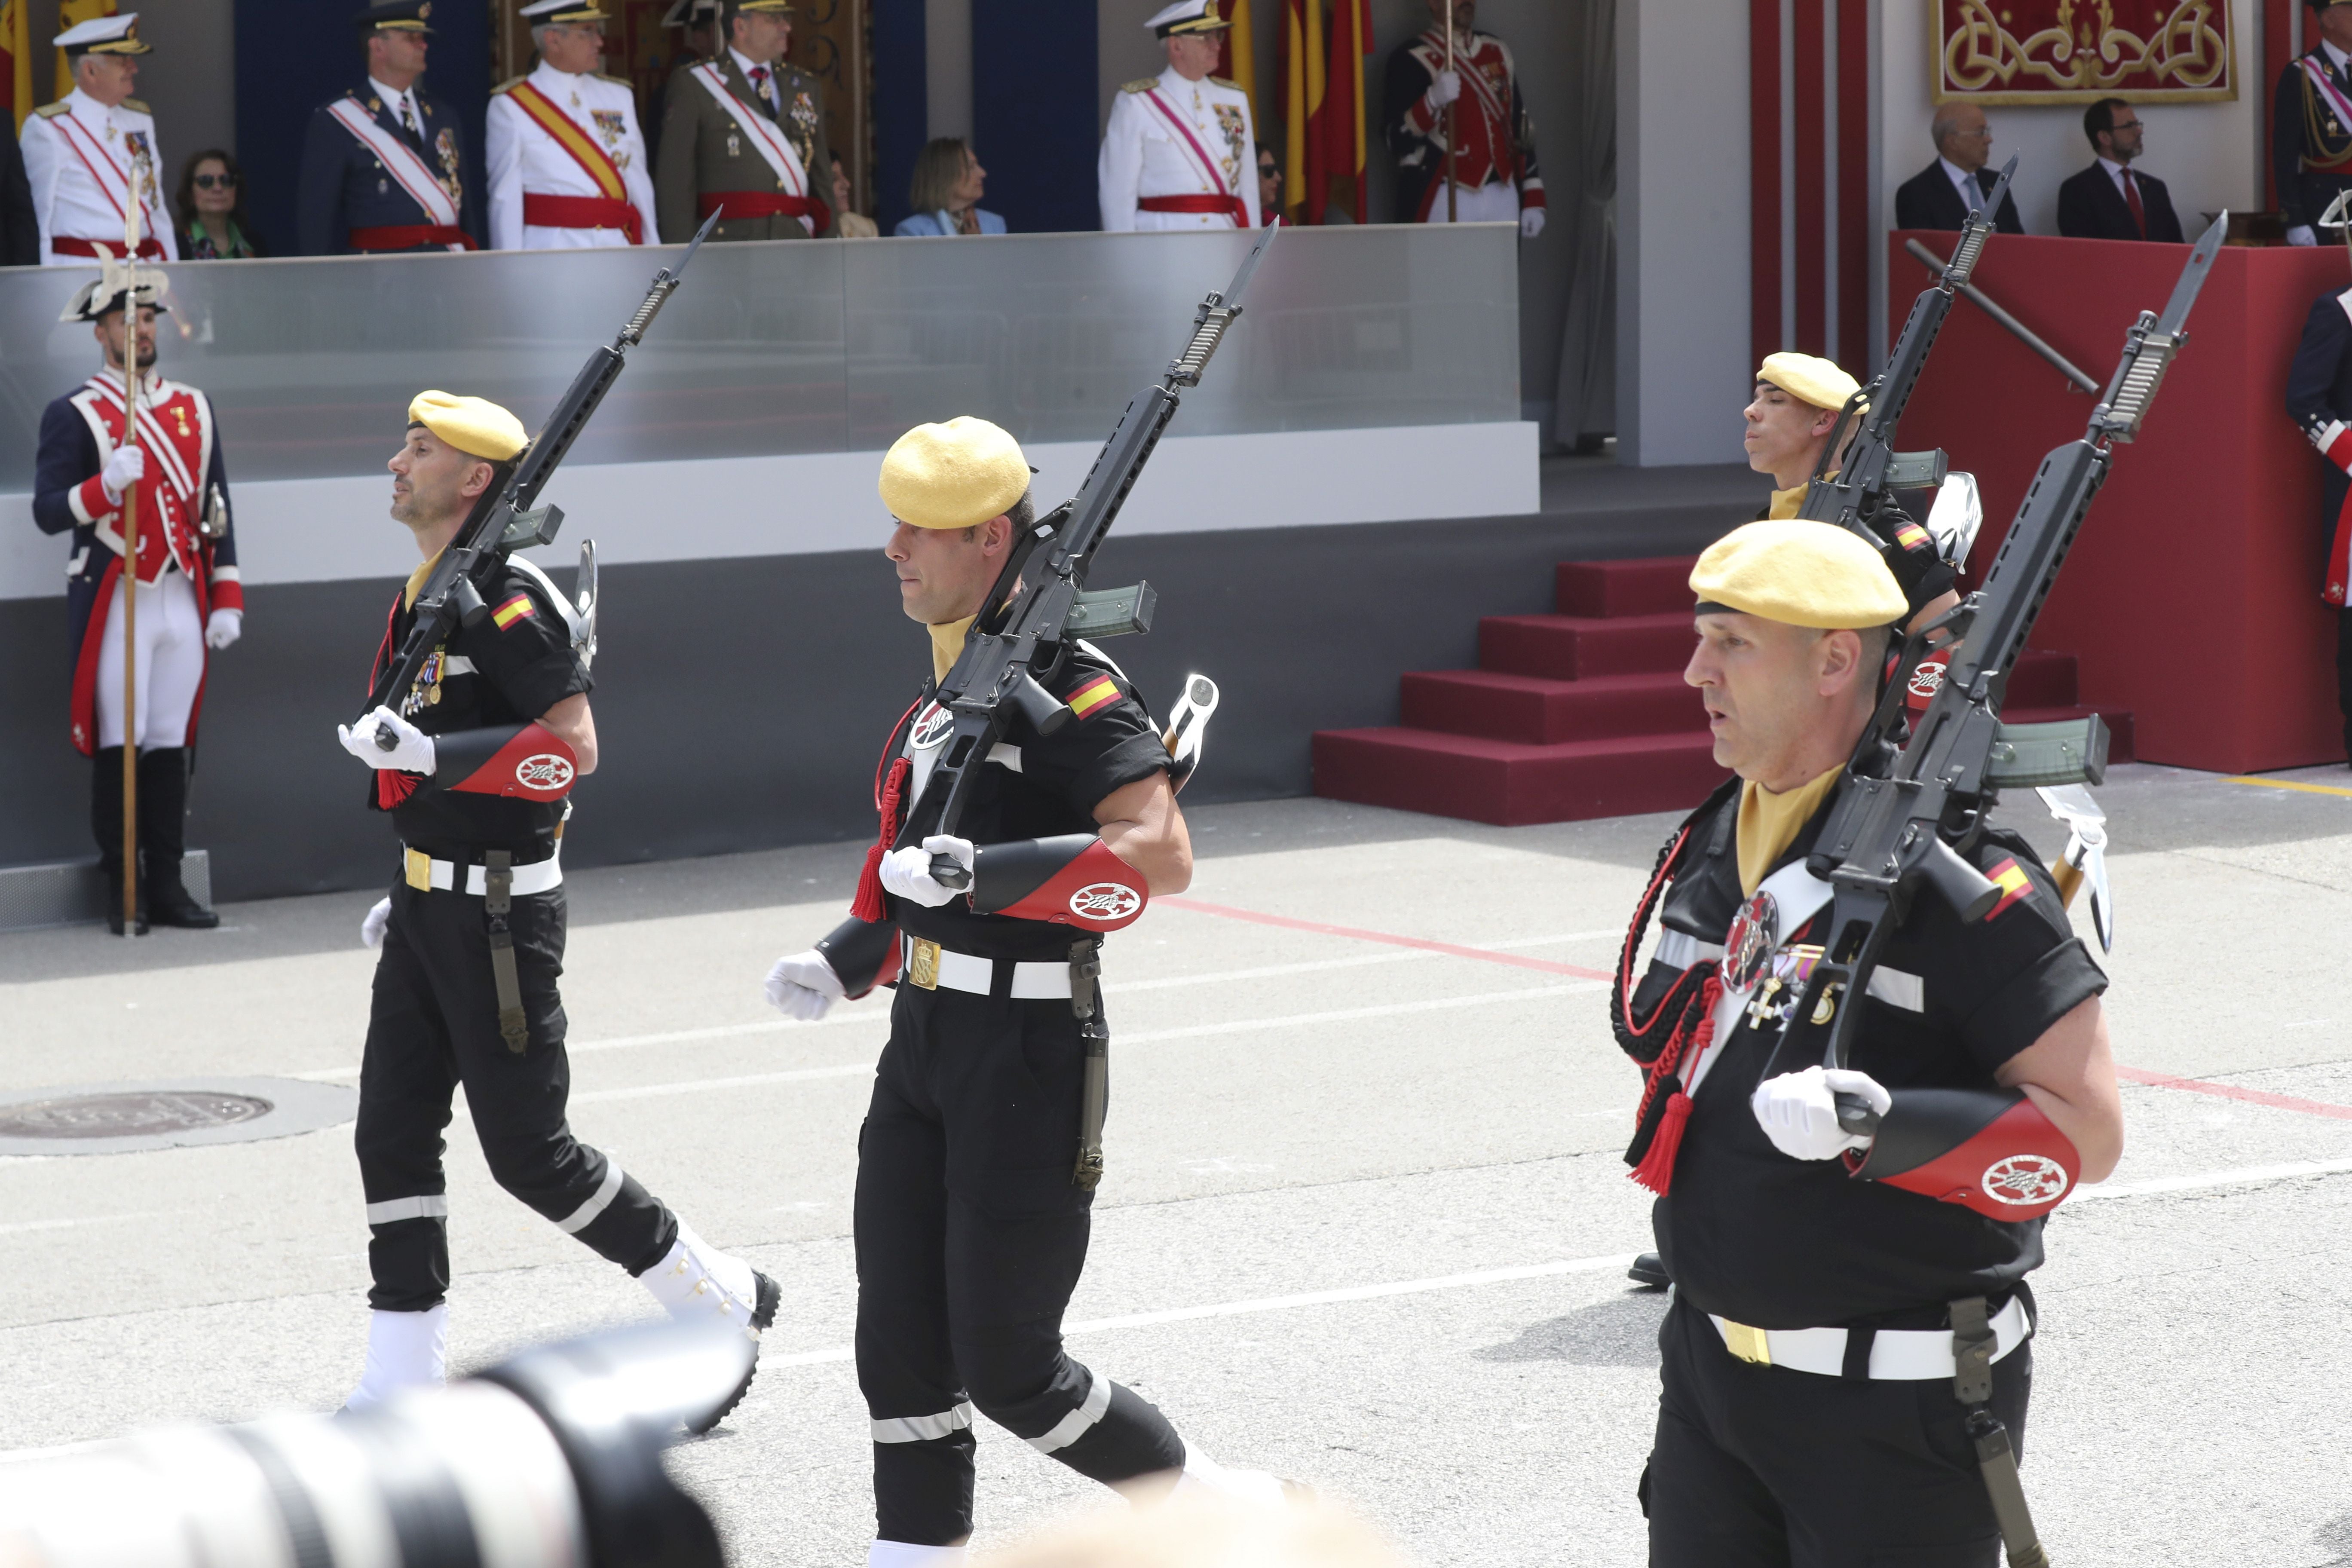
left=434, top=722, right=579, bottom=800
left=816, top=916, right=901, bottom=998
left=970, top=835, right=1149, bottom=933
left=1846, top=1087, right=2079, bottom=1221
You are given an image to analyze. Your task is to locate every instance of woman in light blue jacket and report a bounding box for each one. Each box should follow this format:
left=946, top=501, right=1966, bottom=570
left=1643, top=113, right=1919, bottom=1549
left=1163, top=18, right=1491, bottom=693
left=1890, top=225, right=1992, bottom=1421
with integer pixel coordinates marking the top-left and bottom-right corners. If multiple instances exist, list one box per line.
left=894, top=137, right=1006, bottom=236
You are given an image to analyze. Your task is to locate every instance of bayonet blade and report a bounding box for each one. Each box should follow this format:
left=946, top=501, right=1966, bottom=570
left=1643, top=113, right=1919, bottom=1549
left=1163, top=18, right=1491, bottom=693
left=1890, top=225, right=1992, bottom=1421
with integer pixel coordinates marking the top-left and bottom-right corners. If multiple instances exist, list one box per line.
left=2153, top=211, right=2227, bottom=337
left=1216, top=220, right=1279, bottom=312
left=676, top=207, right=722, bottom=276
left=1972, top=154, right=2018, bottom=225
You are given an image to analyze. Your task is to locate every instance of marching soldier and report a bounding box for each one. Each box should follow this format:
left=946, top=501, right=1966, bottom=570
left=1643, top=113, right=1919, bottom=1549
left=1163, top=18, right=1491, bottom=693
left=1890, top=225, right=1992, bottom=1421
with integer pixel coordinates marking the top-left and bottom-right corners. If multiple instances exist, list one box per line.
left=2286, top=230, right=2352, bottom=759
left=760, top=418, right=1282, bottom=1566
left=1615, top=521, right=2121, bottom=1564
left=2277, top=0, right=2352, bottom=247
left=654, top=0, right=833, bottom=242
left=32, top=269, right=238, bottom=933
left=295, top=0, right=483, bottom=255
left=1099, top=0, right=1259, bottom=232
left=21, top=14, right=175, bottom=265
left=486, top=0, right=658, bottom=250
left=331, top=392, right=777, bottom=1415
left=1383, top=0, right=1543, bottom=235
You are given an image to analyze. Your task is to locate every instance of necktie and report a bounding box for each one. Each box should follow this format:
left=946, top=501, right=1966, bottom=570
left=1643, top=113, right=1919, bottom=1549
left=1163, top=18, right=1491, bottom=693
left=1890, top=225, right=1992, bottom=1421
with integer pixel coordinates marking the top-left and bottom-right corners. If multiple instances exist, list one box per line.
left=398, top=95, right=418, bottom=137
left=750, top=65, right=773, bottom=112
left=2121, top=167, right=2146, bottom=238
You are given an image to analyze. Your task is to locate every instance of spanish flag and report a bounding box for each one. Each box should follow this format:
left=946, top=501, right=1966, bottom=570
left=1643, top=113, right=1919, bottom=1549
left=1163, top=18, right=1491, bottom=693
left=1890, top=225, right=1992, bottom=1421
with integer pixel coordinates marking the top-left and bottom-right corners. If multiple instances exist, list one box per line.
left=1984, top=855, right=2033, bottom=920
left=51, top=0, right=111, bottom=100
left=491, top=592, right=538, bottom=630
left=1215, top=0, right=1258, bottom=128
left=1321, top=0, right=1372, bottom=223
left=1067, top=674, right=1122, bottom=720
left=1279, top=0, right=1323, bottom=223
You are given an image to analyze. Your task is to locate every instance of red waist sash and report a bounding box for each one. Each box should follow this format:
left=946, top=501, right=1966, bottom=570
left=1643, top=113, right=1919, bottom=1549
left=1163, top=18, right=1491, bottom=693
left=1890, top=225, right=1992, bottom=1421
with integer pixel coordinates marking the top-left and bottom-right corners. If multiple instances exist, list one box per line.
left=1138, top=193, right=1246, bottom=224
left=50, top=236, right=166, bottom=260
left=348, top=224, right=478, bottom=252
left=696, top=190, right=830, bottom=233
left=524, top=192, right=642, bottom=244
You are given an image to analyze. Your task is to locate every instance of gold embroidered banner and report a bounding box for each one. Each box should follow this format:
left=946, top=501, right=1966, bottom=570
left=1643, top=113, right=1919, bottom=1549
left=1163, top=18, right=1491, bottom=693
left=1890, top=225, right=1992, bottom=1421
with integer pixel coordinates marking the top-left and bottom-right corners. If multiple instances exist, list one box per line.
left=1935, top=0, right=2235, bottom=104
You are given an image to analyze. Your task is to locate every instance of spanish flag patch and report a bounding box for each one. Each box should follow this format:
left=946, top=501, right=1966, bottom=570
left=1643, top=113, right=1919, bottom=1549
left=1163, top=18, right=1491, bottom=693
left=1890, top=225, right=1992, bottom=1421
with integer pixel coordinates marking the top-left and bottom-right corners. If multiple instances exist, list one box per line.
left=1067, top=674, right=1122, bottom=720
left=490, top=592, right=537, bottom=630
left=1893, top=520, right=1931, bottom=551
left=1984, top=856, right=2033, bottom=920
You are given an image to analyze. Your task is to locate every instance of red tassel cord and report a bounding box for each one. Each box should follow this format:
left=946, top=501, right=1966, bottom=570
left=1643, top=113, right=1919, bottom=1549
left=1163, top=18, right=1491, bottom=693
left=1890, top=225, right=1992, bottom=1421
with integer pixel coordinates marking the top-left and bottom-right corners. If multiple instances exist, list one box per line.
left=1627, top=974, right=1721, bottom=1196
left=850, top=755, right=911, bottom=922
left=1611, top=818, right=1728, bottom=1194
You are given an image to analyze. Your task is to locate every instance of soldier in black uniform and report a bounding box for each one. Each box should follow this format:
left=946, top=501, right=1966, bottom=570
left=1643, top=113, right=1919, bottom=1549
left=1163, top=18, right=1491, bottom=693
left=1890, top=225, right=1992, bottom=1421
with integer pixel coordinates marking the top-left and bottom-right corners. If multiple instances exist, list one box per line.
left=762, top=417, right=1280, bottom=1568
left=2276, top=0, right=2352, bottom=248
left=1615, top=521, right=2123, bottom=1566
left=333, top=391, right=775, bottom=1415
left=295, top=0, right=484, bottom=255
left=2286, top=253, right=2352, bottom=759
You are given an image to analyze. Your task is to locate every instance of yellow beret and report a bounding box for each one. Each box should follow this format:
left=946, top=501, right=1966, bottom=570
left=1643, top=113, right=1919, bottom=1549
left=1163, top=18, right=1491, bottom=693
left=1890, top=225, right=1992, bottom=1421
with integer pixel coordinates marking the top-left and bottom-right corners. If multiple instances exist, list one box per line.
left=408, top=391, right=527, bottom=462
left=1690, top=519, right=1906, bottom=630
left=1757, top=352, right=1862, bottom=413
left=879, top=416, right=1032, bottom=531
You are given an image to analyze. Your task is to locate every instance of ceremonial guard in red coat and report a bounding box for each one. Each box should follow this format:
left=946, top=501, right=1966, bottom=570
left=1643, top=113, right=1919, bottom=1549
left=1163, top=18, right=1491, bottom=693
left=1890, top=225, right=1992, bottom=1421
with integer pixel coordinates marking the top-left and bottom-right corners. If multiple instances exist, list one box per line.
left=1382, top=0, right=1543, bottom=236
left=761, top=418, right=1280, bottom=1568
left=2285, top=205, right=2352, bottom=759
left=33, top=269, right=239, bottom=932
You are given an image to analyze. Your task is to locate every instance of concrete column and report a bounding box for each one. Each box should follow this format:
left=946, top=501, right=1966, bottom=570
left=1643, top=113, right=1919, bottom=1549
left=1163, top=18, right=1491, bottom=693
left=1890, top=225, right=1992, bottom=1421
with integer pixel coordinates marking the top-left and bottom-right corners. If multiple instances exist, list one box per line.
left=1615, top=0, right=1751, bottom=466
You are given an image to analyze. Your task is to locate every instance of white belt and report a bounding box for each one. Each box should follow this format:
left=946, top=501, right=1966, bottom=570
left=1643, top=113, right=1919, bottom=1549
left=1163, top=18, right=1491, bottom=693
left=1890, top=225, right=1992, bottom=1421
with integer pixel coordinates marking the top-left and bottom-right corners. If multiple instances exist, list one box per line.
left=902, top=934, right=1072, bottom=999
left=403, top=845, right=564, bottom=897
left=1709, top=1293, right=2032, bottom=1381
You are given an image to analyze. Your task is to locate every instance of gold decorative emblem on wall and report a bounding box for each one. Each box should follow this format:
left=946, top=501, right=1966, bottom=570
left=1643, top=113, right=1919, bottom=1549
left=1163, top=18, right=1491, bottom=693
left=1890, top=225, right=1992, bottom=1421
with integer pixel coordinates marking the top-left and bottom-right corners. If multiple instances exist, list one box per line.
left=1935, top=0, right=2235, bottom=104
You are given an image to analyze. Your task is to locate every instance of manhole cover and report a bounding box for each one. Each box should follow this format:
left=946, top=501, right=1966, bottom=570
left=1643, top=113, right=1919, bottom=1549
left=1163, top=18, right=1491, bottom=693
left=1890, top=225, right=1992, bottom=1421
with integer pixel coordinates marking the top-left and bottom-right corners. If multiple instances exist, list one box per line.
left=0, top=1090, right=274, bottom=1140
left=0, top=1078, right=356, bottom=1155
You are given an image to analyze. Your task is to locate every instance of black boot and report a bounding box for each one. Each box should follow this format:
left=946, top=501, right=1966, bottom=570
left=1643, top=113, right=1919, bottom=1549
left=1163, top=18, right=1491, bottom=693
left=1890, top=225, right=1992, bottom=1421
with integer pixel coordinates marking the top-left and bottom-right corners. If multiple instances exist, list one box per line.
left=92, top=747, right=146, bottom=936
left=140, top=747, right=218, bottom=930
left=1628, top=1252, right=1670, bottom=1290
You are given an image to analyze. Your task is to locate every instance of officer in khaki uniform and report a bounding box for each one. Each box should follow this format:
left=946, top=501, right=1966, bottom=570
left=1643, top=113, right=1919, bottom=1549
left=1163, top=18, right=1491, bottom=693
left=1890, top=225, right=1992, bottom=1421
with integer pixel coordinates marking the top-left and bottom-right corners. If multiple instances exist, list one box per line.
left=654, top=0, right=833, bottom=241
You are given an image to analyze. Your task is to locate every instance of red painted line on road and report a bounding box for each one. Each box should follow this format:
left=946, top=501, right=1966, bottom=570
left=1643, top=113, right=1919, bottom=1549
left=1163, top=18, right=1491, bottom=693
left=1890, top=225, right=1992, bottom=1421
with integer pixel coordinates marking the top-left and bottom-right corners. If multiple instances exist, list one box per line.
left=1157, top=897, right=1614, bottom=982
left=2118, top=1066, right=2352, bottom=1122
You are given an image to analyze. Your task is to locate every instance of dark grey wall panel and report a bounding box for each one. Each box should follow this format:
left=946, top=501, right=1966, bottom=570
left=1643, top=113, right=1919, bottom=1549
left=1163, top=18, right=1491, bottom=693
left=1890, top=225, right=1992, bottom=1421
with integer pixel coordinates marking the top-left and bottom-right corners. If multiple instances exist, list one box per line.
left=0, top=501, right=1742, bottom=903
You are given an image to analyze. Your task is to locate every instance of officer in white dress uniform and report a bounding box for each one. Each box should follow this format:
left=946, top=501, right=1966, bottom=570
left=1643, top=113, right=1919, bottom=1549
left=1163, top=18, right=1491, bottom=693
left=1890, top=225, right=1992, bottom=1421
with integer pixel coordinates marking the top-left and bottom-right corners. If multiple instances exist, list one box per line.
left=486, top=0, right=659, bottom=250
left=1098, top=0, right=1259, bottom=233
left=21, top=14, right=177, bottom=266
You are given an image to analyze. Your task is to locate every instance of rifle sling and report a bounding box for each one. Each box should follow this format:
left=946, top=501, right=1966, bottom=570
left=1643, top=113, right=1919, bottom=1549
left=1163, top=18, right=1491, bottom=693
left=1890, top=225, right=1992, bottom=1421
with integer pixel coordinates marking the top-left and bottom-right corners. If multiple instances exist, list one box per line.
left=483, top=850, right=530, bottom=1053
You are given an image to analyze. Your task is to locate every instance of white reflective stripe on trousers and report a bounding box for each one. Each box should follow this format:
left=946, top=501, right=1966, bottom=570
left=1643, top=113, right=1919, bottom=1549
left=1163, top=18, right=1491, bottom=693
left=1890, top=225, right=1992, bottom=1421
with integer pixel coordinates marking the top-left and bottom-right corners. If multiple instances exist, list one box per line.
left=554, top=1157, right=625, bottom=1234
left=365, top=1194, right=450, bottom=1225
left=1024, top=1369, right=1113, bottom=1453
left=870, top=1401, right=977, bottom=1444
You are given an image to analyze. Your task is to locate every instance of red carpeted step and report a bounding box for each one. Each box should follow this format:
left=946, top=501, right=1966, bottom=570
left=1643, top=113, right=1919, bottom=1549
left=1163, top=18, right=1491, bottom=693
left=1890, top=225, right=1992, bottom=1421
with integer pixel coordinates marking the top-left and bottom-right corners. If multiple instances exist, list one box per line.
left=1480, top=611, right=1694, bottom=680
left=1555, top=557, right=1702, bottom=618
left=1312, top=726, right=1732, bottom=827
left=1400, top=669, right=1703, bottom=745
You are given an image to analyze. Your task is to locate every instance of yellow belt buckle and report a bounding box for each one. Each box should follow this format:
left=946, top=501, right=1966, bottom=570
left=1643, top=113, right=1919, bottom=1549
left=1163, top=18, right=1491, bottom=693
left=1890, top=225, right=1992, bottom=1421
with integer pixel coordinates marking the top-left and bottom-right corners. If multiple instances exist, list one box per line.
left=1720, top=1320, right=1773, bottom=1366
left=403, top=847, right=433, bottom=892
left=907, top=937, right=941, bottom=991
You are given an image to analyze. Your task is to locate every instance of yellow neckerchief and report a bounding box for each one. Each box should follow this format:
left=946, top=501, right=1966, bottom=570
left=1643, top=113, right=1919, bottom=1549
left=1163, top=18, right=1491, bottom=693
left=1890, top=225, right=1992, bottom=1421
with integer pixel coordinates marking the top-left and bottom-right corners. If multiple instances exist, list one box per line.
left=928, top=614, right=976, bottom=686
left=403, top=548, right=445, bottom=611
left=1766, top=483, right=1807, bottom=520
left=1735, top=764, right=1844, bottom=897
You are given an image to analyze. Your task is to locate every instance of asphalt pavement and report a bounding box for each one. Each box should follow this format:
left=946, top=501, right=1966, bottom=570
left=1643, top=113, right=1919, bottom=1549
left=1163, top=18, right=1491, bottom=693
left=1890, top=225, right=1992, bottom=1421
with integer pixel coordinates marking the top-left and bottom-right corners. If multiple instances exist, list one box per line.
left=2, top=761, right=2349, bottom=1566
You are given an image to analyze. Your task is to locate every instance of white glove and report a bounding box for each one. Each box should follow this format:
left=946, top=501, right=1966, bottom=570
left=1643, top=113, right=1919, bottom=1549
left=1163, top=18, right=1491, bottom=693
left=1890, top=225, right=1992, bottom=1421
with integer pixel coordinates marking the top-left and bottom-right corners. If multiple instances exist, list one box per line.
left=1427, top=68, right=1460, bottom=108
left=878, top=834, right=974, bottom=908
left=2289, top=224, right=2319, bottom=248
left=764, top=949, right=845, bottom=1020
left=1519, top=205, right=1546, bottom=239
left=1750, top=1066, right=1893, bottom=1161
left=101, top=444, right=144, bottom=502
left=336, top=703, right=437, bottom=774
left=204, top=607, right=242, bottom=650
left=361, top=896, right=392, bottom=950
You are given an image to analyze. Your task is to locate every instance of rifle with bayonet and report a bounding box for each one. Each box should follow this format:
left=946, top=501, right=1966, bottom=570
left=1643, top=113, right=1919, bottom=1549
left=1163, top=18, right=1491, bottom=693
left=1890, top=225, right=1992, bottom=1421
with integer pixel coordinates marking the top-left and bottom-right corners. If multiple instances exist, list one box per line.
left=1768, top=210, right=2224, bottom=1109
left=360, top=211, right=719, bottom=747
left=922, top=222, right=1279, bottom=885
left=1796, top=156, right=2017, bottom=582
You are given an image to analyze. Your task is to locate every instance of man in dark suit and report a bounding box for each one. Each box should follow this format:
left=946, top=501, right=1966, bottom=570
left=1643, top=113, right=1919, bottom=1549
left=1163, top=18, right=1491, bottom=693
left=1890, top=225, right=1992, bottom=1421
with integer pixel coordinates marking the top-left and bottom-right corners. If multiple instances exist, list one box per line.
left=1893, top=101, right=2024, bottom=233
left=294, top=0, right=485, bottom=254
left=2277, top=0, right=2352, bottom=247
left=2057, top=97, right=2184, bottom=242
left=0, top=116, right=35, bottom=266
left=2287, top=277, right=2352, bottom=757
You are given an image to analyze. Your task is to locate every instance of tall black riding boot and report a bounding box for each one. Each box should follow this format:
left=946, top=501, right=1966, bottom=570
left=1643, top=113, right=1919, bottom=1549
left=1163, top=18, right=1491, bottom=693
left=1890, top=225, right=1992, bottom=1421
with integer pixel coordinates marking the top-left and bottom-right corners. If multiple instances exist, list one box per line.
left=140, top=747, right=218, bottom=929
left=92, top=747, right=146, bottom=936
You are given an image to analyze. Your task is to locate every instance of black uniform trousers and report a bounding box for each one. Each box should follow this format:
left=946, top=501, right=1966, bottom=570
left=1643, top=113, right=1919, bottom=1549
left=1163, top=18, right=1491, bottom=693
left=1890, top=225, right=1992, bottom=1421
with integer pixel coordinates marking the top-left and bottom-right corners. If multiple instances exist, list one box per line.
left=854, top=980, right=1185, bottom=1546
left=1645, top=1300, right=2031, bottom=1568
left=357, top=876, right=675, bottom=1311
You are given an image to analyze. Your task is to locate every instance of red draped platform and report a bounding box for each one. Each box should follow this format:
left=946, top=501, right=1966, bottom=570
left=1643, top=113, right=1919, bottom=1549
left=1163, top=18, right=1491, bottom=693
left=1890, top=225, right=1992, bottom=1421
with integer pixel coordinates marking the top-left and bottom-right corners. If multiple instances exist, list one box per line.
left=1891, top=231, right=2346, bottom=772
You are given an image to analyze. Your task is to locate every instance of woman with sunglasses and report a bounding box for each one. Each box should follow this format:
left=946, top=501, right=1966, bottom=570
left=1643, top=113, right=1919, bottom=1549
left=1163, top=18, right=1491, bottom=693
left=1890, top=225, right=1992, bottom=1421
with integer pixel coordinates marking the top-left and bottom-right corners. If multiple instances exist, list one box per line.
left=175, top=150, right=264, bottom=259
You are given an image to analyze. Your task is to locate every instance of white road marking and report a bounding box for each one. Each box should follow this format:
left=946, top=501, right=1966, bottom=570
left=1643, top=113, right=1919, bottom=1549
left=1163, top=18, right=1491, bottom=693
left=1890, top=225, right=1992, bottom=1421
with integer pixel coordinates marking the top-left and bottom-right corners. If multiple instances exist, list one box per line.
left=572, top=1062, right=878, bottom=1104
left=2073, top=1155, right=2352, bottom=1202
left=0, top=1210, right=179, bottom=1238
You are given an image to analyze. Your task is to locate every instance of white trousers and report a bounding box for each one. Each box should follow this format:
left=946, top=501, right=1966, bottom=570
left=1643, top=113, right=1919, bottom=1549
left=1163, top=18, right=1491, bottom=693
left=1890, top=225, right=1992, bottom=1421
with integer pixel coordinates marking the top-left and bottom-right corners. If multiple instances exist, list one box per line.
left=95, top=569, right=204, bottom=750
left=1424, top=178, right=1519, bottom=223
